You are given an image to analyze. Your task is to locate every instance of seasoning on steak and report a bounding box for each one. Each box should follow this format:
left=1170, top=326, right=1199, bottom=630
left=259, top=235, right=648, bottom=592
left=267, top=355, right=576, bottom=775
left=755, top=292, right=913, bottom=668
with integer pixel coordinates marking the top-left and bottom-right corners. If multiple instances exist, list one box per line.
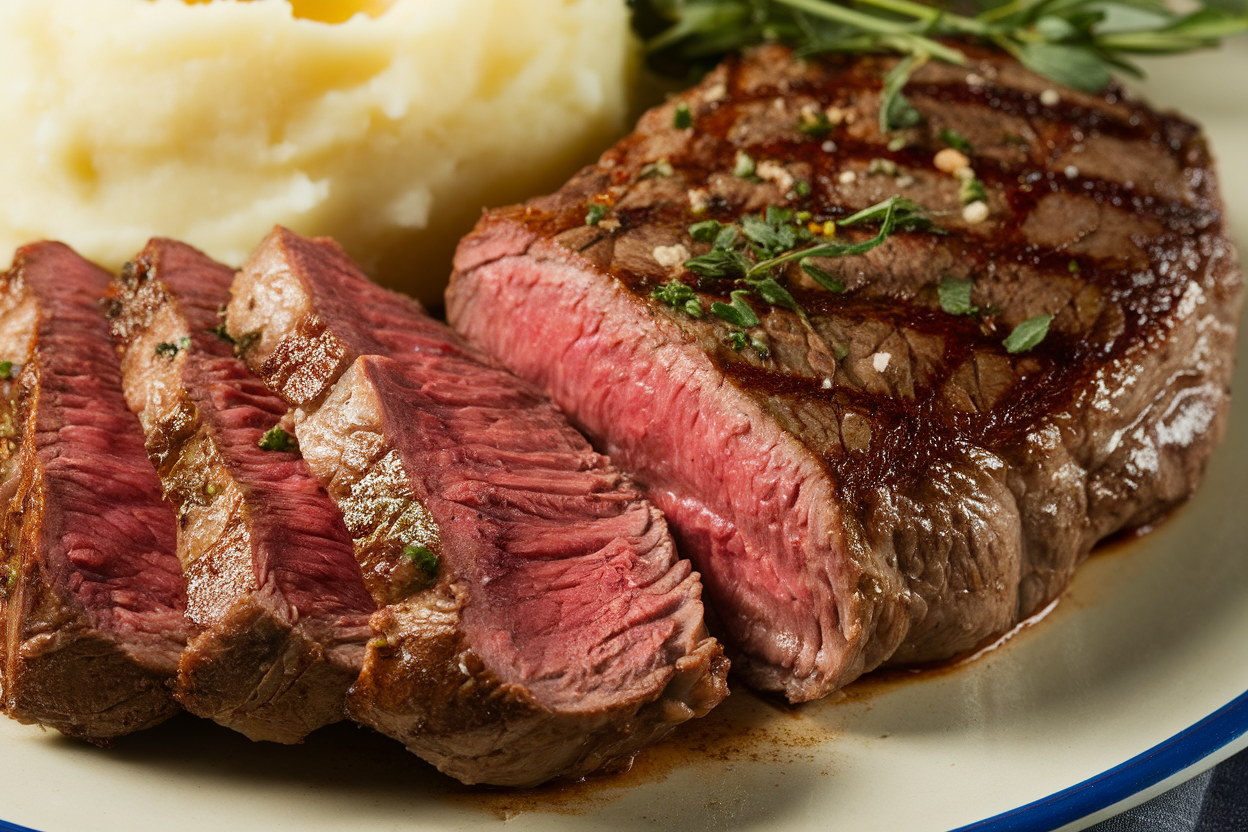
left=446, top=44, right=1244, bottom=702
left=0, top=242, right=191, bottom=742
left=224, top=227, right=728, bottom=786
left=106, top=239, right=375, bottom=744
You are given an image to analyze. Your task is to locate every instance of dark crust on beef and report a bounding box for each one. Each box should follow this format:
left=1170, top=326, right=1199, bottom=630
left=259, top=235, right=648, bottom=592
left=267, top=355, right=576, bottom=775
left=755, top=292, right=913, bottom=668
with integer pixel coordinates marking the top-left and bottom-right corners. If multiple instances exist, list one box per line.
left=106, top=238, right=375, bottom=744
left=447, top=45, right=1243, bottom=700
left=0, top=242, right=190, bottom=742
left=228, top=228, right=728, bottom=786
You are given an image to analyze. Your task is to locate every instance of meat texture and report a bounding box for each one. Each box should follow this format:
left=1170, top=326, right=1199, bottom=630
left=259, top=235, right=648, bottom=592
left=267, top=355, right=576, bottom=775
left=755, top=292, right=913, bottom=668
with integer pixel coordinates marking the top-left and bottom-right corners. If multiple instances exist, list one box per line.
left=224, top=227, right=728, bottom=786
left=447, top=45, right=1244, bottom=702
left=106, top=239, right=375, bottom=743
left=0, top=242, right=191, bottom=742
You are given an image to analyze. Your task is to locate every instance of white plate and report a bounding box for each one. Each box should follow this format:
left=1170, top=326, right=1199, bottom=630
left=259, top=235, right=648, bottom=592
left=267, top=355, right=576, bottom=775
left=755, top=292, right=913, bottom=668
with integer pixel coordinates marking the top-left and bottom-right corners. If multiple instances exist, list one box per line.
left=1, top=38, right=1246, bottom=832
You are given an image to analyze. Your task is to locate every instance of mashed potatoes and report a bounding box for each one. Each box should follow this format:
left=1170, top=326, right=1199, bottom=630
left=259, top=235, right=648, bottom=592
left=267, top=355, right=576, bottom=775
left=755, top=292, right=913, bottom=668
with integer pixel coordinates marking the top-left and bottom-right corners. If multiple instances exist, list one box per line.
left=0, top=0, right=636, bottom=303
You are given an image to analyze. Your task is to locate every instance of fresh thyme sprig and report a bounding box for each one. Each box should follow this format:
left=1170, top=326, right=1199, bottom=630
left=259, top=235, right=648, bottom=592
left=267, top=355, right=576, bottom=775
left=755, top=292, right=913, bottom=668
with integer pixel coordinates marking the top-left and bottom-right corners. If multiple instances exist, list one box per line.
left=630, top=0, right=1248, bottom=94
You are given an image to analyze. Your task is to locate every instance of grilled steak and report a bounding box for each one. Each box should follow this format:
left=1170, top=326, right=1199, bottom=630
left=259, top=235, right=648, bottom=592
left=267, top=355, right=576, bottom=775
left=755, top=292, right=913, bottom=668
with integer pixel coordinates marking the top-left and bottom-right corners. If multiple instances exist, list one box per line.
left=106, top=239, right=375, bottom=743
left=0, top=242, right=191, bottom=741
left=224, top=227, right=728, bottom=786
left=447, top=45, right=1244, bottom=702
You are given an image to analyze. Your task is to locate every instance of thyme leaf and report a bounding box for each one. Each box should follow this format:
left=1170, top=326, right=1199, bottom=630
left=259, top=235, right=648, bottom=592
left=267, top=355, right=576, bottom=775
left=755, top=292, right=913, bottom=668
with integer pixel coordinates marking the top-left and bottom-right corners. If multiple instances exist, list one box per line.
left=710, top=290, right=761, bottom=328
left=258, top=426, right=297, bottom=452
left=938, top=276, right=978, bottom=316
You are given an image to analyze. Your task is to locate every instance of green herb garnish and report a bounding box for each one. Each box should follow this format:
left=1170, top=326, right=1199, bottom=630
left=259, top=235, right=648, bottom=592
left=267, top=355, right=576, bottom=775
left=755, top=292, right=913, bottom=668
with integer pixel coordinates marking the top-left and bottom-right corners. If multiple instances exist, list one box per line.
left=685, top=247, right=752, bottom=279
left=801, top=261, right=845, bottom=293
left=880, top=53, right=925, bottom=132
left=798, top=108, right=832, bottom=138
left=710, top=290, right=761, bottom=328
left=154, top=335, right=191, bottom=360
left=732, top=150, right=757, bottom=179
left=959, top=177, right=987, bottom=205
left=652, top=279, right=705, bottom=317
left=633, top=0, right=1248, bottom=95
left=794, top=180, right=812, bottom=197
left=0, top=362, right=12, bottom=379
left=233, top=330, right=261, bottom=358
left=586, top=203, right=607, bottom=226
left=402, top=544, right=440, bottom=581
left=640, top=159, right=675, bottom=179
left=258, top=426, right=297, bottom=452
left=210, top=323, right=235, bottom=344
left=940, top=129, right=973, bottom=154
left=689, top=219, right=723, bottom=242
left=1003, top=314, right=1053, bottom=353
left=938, top=276, right=978, bottom=315
left=673, top=102, right=693, bottom=129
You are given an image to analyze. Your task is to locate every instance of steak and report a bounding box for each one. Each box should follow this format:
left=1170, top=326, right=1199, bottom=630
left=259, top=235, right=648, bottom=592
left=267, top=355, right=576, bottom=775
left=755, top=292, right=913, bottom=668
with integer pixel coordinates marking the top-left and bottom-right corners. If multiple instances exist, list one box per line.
left=106, top=238, right=375, bottom=743
left=224, top=227, right=728, bottom=786
left=0, top=242, right=191, bottom=741
left=446, top=45, right=1244, bottom=702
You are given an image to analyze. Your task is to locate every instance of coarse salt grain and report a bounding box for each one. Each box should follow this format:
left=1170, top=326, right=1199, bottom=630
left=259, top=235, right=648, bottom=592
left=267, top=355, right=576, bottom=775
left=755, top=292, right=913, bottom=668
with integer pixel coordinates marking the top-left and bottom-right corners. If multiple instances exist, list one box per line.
left=652, top=244, right=689, bottom=268
left=962, top=201, right=989, bottom=223
left=1065, top=165, right=1079, bottom=179
left=704, top=83, right=727, bottom=103
left=821, top=139, right=837, bottom=153
left=872, top=352, right=891, bottom=372
left=687, top=188, right=709, bottom=213
left=934, top=148, right=970, bottom=174
left=839, top=170, right=857, bottom=185
left=1040, top=89, right=1060, bottom=107
left=821, top=378, right=834, bottom=389
left=756, top=160, right=794, bottom=192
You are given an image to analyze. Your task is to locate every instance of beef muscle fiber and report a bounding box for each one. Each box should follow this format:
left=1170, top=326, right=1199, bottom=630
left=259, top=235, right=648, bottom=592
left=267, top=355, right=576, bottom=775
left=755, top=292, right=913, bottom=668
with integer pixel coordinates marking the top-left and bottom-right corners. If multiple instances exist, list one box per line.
left=107, top=239, right=375, bottom=743
left=446, top=45, right=1244, bottom=701
left=0, top=242, right=191, bottom=742
left=224, top=227, right=728, bottom=786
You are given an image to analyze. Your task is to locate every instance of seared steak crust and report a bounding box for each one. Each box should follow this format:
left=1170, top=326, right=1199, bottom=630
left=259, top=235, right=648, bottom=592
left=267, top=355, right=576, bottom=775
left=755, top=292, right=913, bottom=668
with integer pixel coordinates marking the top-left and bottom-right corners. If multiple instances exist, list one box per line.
left=226, top=228, right=727, bottom=786
left=0, top=242, right=191, bottom=741
left=106, top=239, right=375, bottom=743
left=447, top=45, right=1243, bottom=701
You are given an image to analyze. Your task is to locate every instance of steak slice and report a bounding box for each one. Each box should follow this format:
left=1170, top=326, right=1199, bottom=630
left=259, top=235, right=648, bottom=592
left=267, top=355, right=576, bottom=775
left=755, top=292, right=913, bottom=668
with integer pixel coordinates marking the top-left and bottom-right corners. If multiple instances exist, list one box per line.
left=224, top=227, right=728, bottom=786
left=106, top=238, right=375, bottom=744
left=446, top=45, right=1244, bottom=702
left=0, top=242, right=191, bottom=742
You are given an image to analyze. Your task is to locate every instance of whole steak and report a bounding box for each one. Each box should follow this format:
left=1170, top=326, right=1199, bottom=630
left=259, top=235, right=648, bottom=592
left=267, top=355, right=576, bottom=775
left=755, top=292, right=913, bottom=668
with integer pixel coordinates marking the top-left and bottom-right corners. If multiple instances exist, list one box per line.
left=106, top=239, right=375, bottom=743
left=0, top=242, right=191, bottom=741
left=447, top=45, right=1244, bottom=702
left=226, top=228, right=727, bottom=785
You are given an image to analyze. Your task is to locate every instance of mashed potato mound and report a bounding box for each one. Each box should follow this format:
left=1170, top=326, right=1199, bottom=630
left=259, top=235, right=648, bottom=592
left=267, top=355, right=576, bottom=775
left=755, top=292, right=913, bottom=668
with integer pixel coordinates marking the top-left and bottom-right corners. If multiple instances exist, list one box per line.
left=0, top=0, right=635, bottom=303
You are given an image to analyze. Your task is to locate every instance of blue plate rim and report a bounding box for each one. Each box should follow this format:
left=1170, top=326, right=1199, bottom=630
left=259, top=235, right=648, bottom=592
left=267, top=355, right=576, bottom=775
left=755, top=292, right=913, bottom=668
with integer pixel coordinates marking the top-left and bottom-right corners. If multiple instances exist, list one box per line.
left=949, top=687, right=1248, bottom=832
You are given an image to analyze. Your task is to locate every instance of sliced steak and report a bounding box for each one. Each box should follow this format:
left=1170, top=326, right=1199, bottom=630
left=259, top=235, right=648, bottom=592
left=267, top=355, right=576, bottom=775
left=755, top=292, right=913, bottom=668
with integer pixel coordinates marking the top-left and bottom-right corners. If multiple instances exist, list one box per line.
left=446, top=45, right=1244, bottom=702
left=106, top=239, right=375, bottom=743
left=224, top=227, right=728, bottom=786
left=0, top=242, right=191, bottom=742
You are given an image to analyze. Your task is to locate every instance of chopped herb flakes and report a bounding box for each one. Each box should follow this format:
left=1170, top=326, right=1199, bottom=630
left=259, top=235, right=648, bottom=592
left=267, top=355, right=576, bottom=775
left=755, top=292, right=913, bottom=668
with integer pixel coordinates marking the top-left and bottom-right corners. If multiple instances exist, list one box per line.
left=673, top=102, right=693, bottom=129
left=640, top=159, right=674, bottom=179
left=258, top=426, right=297, bottom=452
left=959, top=177, right=987, bottom=205
left=652, top=280, right=704, bottom=317
left=1069, top=260, right=1081, bottom=274
left=585, top=203, right=607, bottom=226
left=940, top=129, right=973, bottom=154
left=798, top=109, right=832, bottom=138
left=732, top=151, right=757, bottom=179
left=0, top=361, right=11, bottom=379
left=210, top=323, right=235, bottom=344
left=233, top=330, right=261, bottom=358
left=402, top=544, right=440, bottom=581
left=938, top=277, right=978, bottom=315
left=685, top=247, right=750, bottom=280
left=155, top=335, right=192, bottom=360
left=1003, top=315, right=1053, bottom=353
left=204, top=482, right=221, bottom=497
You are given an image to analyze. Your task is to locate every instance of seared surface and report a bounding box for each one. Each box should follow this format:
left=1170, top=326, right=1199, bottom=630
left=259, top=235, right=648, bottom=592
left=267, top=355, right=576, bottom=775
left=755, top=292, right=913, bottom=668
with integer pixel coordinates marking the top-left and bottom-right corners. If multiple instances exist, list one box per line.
left=227, top=228, right=727, bottom=786
left=0, top=242, right=190, bottom=741
left=447, top=45, right=1243, bottom=701
left=107, top=239, right=374, bottom=743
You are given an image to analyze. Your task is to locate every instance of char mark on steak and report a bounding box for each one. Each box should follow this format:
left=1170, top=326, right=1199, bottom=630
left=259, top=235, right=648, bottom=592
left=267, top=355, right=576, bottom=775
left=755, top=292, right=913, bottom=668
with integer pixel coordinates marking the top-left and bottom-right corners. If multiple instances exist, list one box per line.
left=0, top=242, right=192, bottom=742
left=446, top=45, right=1243, bottom=702
left=106, top=239, right=375, bottom=744
left=225, top=227, right=728, bottom=787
